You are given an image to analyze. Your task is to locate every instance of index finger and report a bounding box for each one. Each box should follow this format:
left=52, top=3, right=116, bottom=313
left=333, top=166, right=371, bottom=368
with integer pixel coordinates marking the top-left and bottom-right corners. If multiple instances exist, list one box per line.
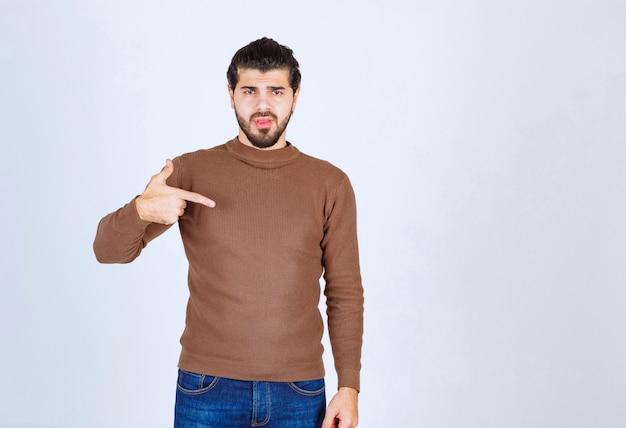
left=175, top=188, right=216, bottom=208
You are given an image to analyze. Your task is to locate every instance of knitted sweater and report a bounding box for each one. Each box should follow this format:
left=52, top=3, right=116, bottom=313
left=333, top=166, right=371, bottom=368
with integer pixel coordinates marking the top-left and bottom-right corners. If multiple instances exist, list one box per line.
left=93, top=138, right=364, bottom=390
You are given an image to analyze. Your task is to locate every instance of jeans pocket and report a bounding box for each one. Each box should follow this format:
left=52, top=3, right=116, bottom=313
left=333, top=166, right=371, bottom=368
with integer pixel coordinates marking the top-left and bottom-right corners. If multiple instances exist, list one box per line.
left=288, top=378, right=325, bottom=396
left=177, top=369, right=220, bottom=395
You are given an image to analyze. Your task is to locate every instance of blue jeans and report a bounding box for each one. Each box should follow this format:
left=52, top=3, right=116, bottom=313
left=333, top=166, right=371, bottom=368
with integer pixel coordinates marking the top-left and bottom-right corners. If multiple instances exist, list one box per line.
left=174, top=369, right=326, bottom=427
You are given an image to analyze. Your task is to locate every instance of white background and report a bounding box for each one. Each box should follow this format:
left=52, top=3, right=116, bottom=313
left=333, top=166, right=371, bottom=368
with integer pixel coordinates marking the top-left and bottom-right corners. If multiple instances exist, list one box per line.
left=1, top=1, right=625, bottom=427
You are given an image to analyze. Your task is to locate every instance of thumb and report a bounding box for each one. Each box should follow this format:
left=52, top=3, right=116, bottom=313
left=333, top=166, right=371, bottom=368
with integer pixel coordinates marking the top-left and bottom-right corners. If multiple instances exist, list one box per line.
left=154, top=159, right=175, bottom=183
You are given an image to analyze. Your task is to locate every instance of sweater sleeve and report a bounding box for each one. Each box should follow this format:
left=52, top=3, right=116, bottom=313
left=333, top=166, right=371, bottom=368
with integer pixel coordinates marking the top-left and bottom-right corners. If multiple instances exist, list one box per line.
left=321, top=174, right=364, bottom=391
left=93, top=197, right=172, bottom=264
left=93, top=160, right=183, bottom=264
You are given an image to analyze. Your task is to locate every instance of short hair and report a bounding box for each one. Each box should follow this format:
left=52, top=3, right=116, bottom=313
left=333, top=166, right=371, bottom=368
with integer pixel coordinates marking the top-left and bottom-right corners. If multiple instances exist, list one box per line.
left=227, top=37, right=301, bottom=93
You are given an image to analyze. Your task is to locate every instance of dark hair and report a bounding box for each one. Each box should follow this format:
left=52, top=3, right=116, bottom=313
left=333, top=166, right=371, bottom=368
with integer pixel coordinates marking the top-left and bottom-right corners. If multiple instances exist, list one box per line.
left=227, top=37, right=301, bottom=92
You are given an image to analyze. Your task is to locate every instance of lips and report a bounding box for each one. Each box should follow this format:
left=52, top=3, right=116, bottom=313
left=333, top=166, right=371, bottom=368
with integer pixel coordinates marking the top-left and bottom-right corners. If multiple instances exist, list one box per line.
left=254, top=118, right=273, bottom=129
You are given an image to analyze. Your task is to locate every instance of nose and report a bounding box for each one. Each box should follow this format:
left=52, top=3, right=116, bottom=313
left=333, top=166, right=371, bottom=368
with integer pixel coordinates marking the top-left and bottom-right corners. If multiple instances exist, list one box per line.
left=257, top=93, right=270, bottom=111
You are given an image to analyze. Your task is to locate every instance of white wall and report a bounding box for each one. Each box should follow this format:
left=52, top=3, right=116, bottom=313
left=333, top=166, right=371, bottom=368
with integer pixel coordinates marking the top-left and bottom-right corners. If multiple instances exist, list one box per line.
left=1, top=1, right=625, bottom=427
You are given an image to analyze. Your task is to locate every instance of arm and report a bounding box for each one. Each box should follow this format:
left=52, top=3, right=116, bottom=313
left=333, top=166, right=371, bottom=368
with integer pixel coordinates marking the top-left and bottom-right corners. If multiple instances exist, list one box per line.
left=321, top=175, right=364, bottom=427
left=93, top=159, right=215, bottom=263
left=92, top=196, right=169, bottom=264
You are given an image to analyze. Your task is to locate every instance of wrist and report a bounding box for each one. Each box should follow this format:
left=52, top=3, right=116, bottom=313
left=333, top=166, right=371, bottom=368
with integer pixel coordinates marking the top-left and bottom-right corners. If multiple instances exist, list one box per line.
left=133, top=196, right=149, bottom=222
left=338, top=386, right=359, bottom=396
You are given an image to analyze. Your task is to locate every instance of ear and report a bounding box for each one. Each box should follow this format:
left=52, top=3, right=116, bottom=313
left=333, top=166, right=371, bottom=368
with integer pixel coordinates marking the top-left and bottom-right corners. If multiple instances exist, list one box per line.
left=291, top=87, right=301, bottom=112
left=228, top=85, right=235, bottom=109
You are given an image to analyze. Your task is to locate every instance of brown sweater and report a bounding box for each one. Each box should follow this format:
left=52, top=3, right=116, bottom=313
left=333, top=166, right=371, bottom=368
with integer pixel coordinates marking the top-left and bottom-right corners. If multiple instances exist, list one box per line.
left=93, top=138, right=364, bottom=390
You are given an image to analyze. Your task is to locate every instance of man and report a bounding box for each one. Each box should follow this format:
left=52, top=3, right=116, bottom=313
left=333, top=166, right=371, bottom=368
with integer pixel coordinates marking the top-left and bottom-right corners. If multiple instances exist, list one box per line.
left=94, top=37, right=363, bottom=428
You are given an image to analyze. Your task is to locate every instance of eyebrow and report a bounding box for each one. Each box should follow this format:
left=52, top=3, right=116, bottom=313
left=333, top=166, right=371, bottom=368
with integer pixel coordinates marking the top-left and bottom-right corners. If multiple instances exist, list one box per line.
left=239, top=85, right=287, bottom=91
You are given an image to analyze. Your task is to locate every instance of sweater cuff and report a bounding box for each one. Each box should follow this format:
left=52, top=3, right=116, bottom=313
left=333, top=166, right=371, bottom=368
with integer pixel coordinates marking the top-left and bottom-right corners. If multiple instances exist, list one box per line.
left=337, top=368, right=360, bottom=392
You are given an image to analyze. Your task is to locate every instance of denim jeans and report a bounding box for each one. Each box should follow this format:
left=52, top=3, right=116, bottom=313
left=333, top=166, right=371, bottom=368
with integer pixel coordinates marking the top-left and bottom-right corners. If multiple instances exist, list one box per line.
left=174, top=369, right=326, bottom=427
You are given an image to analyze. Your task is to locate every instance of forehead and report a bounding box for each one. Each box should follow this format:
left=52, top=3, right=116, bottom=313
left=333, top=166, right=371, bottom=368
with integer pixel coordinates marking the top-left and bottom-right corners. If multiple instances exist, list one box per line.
left=235, top=68, right=291, bottom=88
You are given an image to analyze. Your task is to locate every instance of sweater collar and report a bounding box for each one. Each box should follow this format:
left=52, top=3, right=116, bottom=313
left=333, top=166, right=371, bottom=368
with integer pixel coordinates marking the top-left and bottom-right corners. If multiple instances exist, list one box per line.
left=225, top=137, right=301, bottom=168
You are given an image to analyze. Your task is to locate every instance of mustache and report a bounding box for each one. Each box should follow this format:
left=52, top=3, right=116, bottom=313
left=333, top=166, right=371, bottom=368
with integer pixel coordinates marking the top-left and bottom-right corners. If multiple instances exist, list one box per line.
left=250, top=112, right=277, bottom=120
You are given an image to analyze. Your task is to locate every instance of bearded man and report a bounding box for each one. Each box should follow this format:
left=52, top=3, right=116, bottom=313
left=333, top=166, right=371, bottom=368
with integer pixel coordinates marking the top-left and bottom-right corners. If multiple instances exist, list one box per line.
left=94, top=37, right=364, bottom=428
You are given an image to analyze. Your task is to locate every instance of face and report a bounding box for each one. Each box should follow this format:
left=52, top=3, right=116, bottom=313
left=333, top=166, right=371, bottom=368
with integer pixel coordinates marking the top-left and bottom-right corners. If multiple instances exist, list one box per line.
left=229, top=68, right=299, bottom=150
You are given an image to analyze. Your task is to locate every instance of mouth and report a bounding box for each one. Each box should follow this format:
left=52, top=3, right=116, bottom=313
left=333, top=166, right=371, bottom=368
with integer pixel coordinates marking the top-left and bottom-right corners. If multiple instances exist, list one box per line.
left=253, top=117, right=273, bottom=129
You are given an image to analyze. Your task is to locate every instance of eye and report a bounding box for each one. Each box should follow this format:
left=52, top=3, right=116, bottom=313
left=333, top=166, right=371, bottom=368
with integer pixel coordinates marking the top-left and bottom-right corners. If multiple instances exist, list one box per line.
left=272, top=89, right=283, bottom=96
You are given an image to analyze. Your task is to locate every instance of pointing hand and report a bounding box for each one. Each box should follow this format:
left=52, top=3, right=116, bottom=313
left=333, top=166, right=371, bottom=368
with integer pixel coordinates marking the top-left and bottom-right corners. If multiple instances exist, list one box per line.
left=135, top=159, right=215, bottom=224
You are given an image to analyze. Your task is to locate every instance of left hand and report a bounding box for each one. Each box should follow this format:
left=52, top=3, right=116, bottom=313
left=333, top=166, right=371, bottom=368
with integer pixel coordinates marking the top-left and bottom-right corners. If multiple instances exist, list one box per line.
left=322, top=387, right=359, bottom=428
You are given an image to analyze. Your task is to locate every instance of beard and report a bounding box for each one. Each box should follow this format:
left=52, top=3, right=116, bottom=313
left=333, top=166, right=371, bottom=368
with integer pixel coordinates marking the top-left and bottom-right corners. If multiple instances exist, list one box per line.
left=235, top=110, right=293, bottom=149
